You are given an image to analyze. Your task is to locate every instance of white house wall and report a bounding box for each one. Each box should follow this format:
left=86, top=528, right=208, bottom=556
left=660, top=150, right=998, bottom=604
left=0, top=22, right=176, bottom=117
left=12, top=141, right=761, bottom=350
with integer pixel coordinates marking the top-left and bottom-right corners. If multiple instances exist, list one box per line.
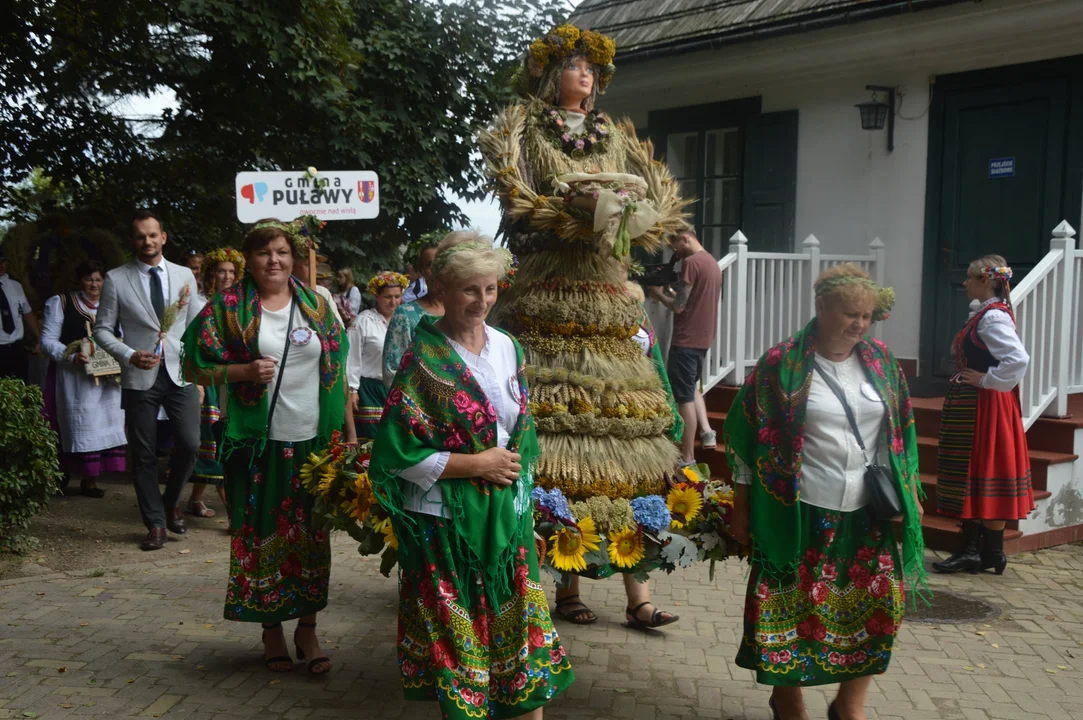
left=600, top=0, right=1083, bottom=363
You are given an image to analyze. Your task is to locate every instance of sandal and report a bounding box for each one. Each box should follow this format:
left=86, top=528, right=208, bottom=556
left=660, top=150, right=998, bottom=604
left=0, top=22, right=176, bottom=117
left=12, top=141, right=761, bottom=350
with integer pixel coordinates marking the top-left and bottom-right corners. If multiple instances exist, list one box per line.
left=625, top=601, right=679, bottom=631
left=294, top=621, right=332, bottom=674
left=261, top=623, right=293, bottom=672
left=553, top=594, right=597, bottom=625
left=187, top=501, right=216, bottom=518
left=699, top=430, right=717, bottom=449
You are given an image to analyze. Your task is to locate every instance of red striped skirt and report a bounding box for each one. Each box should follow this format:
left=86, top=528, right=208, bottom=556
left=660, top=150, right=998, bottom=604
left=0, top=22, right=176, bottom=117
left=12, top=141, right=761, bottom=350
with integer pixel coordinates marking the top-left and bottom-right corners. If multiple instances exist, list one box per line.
left=936, top=382, right=1034, bottom=520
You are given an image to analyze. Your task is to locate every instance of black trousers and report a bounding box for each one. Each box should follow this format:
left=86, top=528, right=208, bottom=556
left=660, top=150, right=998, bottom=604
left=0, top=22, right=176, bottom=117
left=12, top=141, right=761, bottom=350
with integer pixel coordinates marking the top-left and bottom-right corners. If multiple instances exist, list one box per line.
left=122, top=370, right=200, bottom=529
left=0, top=341, right=27, bottom=381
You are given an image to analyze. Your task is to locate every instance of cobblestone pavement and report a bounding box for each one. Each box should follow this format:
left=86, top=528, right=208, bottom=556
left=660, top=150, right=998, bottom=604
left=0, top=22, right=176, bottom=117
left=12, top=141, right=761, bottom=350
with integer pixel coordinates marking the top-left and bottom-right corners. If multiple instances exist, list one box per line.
left=2, top=536, right=1082, bottom=720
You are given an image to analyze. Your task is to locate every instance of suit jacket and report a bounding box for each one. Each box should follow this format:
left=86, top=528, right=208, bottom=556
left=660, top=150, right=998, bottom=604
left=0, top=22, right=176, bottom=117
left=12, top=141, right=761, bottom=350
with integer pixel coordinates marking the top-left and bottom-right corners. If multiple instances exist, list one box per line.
left=94, top=259, right=205, bottom=391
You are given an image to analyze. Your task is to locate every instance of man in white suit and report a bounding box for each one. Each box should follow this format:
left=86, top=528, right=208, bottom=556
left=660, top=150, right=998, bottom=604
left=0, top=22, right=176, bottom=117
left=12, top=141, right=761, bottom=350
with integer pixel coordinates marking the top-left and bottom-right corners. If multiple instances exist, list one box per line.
left=95, top=210, right=205, bottom=550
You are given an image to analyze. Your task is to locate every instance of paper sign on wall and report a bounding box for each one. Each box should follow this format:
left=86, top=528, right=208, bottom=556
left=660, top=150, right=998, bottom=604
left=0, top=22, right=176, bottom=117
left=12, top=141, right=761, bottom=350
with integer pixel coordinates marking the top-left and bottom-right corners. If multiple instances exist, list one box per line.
left=235, top=170, right=380, bottom=223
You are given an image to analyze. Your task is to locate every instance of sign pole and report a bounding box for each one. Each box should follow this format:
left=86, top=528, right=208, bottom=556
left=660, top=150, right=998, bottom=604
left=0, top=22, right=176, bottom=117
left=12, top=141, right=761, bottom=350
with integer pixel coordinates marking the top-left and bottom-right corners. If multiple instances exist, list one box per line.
left=309, top=246, right=317, bottom=288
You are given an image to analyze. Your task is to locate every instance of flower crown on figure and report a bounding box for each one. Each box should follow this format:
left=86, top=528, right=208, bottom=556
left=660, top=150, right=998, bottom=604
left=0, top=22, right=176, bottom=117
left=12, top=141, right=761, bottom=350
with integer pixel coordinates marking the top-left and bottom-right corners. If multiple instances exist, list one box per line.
left=405, top=229, right=448, bottom=266
left=251, top=217, right=327, bottom=257
left=980, top=265, right=1013, bottom=282
left=814, top=275, right=896, bottom=323
left=367, top=271, right=409, bottom=296
left=201, top=247, right=245, bottom=288
left=431, top=241, right=513, bottom=280
left=524, top=25, right=616, bottom=93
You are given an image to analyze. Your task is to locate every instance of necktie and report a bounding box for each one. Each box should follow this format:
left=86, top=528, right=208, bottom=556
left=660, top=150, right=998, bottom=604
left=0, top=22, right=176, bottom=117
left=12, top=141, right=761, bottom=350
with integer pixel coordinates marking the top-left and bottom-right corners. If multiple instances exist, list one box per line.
left=149, top=267, right=165, bottom=321
left=0, top=281, right=15, bottom=334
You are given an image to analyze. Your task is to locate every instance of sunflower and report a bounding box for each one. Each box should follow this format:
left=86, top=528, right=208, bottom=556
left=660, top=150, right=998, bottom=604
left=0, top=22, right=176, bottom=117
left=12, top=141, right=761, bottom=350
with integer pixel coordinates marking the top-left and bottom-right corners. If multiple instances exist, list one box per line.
left=382, top=521, right=398, bottom=550
left=681, top=465, right=699, bottom=483
left=667, top=484, right=703, bottom=529
left=607, top=526, right=645, bottom=568
left=316, top=464, right=337, bottom=499
left=299, top=451, right=334, bottom=490
left=548, top=518, right=600, bottom=573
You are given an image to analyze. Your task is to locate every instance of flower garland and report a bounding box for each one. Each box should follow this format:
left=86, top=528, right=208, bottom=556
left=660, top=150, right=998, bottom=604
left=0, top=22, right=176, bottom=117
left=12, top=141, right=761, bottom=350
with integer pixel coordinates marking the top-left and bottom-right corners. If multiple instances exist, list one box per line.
left=526, top=25, right=616, bottom=91
left=252, top=216, right=327, bottom=257
left=981, top=265, right=1013, bottom=282
left=367, top=271, right=409, bottom=296
left=541, top=107, right=610, bottom=159
left=202, top=248, right=245, bottom=291
left=497, top=254, right=518, bottom=292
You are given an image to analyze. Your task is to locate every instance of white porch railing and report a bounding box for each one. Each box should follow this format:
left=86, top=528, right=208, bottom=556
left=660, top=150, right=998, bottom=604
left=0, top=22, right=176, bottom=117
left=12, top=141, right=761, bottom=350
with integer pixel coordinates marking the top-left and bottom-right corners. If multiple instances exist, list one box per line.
left=1013, top=221, right=1078, bottom=428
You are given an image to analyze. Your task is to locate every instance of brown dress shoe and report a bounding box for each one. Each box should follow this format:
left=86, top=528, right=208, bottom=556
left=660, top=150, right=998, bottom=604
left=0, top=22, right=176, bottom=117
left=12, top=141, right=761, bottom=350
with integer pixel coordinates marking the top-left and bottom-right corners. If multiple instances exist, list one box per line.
left=141, top=528, right=167, bottom=551
left=166, top=508, right=187, bottom=535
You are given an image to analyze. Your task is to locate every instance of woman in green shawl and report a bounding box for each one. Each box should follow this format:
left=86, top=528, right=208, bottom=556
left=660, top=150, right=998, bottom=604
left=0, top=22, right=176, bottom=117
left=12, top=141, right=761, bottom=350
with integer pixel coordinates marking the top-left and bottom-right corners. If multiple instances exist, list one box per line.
left=183, top=221, right=353, bottom=675
left=370, top=239, right=574, bottom=719
left=724, top=264, right=926, bottom=720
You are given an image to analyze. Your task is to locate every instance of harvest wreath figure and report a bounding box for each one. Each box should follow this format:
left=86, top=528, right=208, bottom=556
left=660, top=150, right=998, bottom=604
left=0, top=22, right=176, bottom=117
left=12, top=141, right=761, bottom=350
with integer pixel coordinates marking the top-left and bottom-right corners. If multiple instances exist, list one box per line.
left=480, top=24, right=719, bottom=630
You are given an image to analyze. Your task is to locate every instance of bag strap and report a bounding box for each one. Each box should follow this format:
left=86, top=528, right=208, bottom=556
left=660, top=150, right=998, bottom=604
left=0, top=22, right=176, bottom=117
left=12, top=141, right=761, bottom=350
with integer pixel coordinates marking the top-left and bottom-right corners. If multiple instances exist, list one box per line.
left=266, top=295, right=297, bottom=433
left=812, top=361, right=870, bottom=465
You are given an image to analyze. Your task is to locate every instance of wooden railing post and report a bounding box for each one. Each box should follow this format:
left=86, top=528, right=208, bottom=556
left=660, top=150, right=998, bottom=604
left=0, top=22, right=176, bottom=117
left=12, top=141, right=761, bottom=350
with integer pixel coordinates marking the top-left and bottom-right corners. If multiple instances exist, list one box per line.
left=728, top=230, right=749, bottom=384
left=804, top=234, right=821, bottom=325
left=869, top=237, right=886, bottom=340
left=1050, top=220, right=1077, bottom=418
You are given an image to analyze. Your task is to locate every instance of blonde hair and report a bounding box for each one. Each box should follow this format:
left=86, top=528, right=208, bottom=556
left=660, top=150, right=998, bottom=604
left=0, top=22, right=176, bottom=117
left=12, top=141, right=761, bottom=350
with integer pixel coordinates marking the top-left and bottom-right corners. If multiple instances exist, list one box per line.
left=336, top=267, right=354, bottom=288
left=968, top=254, right=1013, bottom=308
left=814, top=263, right=895, bottom=322
left=535, top=54, right=602, bottom=112
left=432, top=230, right=511, bottom=285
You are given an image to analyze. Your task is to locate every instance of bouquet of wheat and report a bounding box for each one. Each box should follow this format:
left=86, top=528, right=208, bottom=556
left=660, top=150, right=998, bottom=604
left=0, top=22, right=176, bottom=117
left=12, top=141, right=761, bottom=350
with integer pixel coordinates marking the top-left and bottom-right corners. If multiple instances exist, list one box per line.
left=154, top=284, right=191, bottom=356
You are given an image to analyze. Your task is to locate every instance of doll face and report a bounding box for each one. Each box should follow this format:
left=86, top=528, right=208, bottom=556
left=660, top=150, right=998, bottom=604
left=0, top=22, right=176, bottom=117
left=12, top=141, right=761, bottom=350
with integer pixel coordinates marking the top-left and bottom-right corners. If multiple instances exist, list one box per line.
left=559, top=56, right=594, bottom=110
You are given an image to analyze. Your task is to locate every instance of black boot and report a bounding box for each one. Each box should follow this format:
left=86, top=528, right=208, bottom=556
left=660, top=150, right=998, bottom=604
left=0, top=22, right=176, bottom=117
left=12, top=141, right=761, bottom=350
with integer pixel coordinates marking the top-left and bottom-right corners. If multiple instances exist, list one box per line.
left=932, top=520, right=981, bottom=573
left=980, top=526, right=1008, bottom=575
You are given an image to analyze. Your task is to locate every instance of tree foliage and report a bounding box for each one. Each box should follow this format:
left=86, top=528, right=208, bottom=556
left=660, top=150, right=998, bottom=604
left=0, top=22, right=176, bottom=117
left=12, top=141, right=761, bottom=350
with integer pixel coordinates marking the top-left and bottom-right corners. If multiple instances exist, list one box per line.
left=1, top=0, right=565, bottom=275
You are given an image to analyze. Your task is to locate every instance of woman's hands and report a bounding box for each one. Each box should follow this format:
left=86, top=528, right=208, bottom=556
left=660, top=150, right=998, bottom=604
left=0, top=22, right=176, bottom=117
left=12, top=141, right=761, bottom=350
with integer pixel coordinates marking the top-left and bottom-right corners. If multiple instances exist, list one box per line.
left=71, top=351, right=90, bottom=366
left=474, top=448, right=521, bottom=487
left=958, top=368, right=985, bottom=387
left=245, top=357, right=278, bottom=384
left=350, top=391, right=359, bottom=413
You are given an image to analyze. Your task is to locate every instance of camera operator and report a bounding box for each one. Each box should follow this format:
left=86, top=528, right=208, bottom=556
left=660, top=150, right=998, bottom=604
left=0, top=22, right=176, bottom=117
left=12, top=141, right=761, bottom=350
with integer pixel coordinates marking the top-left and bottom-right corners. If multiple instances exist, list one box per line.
left=648, top=229, right=722, bottom=466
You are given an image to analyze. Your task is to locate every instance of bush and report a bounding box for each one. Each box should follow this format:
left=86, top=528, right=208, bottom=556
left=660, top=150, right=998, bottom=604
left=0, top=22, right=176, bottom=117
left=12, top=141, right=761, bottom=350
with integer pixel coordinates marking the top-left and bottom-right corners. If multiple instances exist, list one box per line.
left=0, top=378, right=62, bottom=553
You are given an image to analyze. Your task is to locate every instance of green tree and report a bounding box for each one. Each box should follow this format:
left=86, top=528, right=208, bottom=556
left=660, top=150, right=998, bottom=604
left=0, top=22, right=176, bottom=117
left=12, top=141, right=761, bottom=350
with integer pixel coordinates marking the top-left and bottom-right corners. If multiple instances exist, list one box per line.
left=1, top=0, right=565, bottom=272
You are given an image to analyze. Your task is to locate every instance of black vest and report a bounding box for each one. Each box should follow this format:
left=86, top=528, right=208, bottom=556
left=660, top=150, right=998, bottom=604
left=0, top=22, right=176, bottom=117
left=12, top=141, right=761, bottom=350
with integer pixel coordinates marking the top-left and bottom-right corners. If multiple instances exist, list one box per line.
left=58, top=293, right=119, bottom=345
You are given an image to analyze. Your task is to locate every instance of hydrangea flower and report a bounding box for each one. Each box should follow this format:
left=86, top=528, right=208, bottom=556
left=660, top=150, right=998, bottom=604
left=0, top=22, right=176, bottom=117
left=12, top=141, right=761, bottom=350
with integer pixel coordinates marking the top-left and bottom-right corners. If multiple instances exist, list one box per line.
left=532, top=487, right=574, bottom=523
left=630, top=495, right=671, bottom=533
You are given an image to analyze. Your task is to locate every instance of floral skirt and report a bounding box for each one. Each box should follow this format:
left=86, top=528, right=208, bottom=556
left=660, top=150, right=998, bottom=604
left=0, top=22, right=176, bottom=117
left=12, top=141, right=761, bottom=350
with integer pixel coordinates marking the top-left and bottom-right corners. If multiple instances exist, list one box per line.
left=222, top=439, right=331, bottom=623
left=737, top=503, right=903, bottom=686
left=353, top=377, right=387, bottom=440
left=397, top=512, right=574, bottom=719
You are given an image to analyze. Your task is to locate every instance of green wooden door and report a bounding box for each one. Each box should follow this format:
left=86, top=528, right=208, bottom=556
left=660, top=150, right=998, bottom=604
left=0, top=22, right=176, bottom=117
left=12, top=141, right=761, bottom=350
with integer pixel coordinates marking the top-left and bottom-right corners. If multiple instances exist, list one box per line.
left=924, top=79, right=1069, bottom=376
left=742, top=110, right=798, bottom=252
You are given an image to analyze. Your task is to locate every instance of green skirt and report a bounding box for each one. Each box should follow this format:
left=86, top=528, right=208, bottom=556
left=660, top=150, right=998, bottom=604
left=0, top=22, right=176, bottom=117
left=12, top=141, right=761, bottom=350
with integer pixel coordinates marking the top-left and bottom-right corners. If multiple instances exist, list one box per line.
left=354, top=376, right=387, bottom=440
left=192, top=385, right=223, bottom=485
left=223, top=439, right=330, bottom=623
left=397, top=511, right=574, bottom=719
left=736, top=503, right=903, bottom=686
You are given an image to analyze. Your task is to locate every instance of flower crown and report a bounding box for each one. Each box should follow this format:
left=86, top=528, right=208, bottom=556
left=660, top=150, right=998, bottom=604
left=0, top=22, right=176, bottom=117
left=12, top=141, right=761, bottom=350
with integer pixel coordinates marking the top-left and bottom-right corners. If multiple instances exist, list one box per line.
left=432, top=241, right=513, bottom=281
left=981, top=265, right=1013, bottom=282
left=202, top=247, right=245, bottom=289
left=815, top=275, right=896, bottom=323
left=527, top=25, right=616, bottom=92
left=405, top=229, right=448, bottom=266
left=367, top=271, right=409, bottom=296
left=251, top=217, right=326, bottom=256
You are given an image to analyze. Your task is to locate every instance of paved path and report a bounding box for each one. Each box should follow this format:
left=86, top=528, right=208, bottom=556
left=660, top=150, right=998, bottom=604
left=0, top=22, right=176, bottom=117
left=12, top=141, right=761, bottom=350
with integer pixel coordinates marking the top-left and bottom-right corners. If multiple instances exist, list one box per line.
left=2, top=537, right=1082, bottom=720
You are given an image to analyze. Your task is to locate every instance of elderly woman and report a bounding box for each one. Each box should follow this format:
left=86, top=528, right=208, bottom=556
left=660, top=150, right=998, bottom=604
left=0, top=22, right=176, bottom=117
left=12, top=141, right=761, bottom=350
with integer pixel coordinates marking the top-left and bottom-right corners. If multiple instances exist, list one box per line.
left=184, top=247, right=244, bottom=518
left=183, top=219, right=354, bottom=675
left=41, top=260, right=127, bottom=497
left=370, top=239, right=574, bottom=719
left=381, top=229, right=478, bottom=386
left=724, top=264, right=926, bottom=720
left=346, top=271, right=407, bottom=438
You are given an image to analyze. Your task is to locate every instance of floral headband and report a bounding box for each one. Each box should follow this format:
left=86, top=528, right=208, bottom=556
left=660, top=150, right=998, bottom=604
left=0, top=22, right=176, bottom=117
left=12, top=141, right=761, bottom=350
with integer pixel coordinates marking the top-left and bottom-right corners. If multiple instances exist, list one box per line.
left=367, top=271, right=409, bottom=296
left=527, top=25, right=616, bottom=92
left=431, top=241, right=514, bottom=280
left=815, top=275, right=896, bottom=323
left=202, top=247, right=245, bottom=288
left=251, top=217, right=326, bottom=256
left=980, top=265, right=1013, bottom=282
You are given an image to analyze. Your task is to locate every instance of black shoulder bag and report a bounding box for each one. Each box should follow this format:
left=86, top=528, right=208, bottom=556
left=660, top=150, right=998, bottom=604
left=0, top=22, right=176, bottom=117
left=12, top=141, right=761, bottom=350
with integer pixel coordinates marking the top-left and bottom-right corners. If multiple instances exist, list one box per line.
left=812, top=362, right=903, bottom=524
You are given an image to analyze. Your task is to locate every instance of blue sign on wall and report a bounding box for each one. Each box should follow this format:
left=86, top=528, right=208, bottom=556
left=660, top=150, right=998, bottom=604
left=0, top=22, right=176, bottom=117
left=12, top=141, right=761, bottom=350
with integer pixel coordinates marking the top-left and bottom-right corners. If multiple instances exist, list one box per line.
left=989, top=157, right=1015, bottom=178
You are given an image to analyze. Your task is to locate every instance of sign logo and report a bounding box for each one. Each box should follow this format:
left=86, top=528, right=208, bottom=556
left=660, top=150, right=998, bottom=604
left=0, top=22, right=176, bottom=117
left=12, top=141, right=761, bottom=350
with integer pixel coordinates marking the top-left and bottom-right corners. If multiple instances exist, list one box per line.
left=240, top=182, right=269, bottom=204
left=235, top=171, right=380, bottom=223
left=359, top=180, right=376, bottom=203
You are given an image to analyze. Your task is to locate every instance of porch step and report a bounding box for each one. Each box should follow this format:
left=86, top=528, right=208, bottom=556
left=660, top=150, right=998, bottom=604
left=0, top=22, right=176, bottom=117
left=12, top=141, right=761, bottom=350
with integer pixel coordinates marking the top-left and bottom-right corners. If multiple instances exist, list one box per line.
left=912, top=396, right=1083, bottom=455
left=915, top=437, right=1074, bottom=492
left=917, top=473, right=1052, bottom=516
left=894, top=514, right=1023, bottom=552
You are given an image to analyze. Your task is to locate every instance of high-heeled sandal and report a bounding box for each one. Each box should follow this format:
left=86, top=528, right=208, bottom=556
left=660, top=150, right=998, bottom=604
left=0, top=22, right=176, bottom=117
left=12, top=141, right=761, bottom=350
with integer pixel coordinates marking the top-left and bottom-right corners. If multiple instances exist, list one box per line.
left=293, top=620, right=332, bottom=674
left=261, top=622, right=292, bottom=672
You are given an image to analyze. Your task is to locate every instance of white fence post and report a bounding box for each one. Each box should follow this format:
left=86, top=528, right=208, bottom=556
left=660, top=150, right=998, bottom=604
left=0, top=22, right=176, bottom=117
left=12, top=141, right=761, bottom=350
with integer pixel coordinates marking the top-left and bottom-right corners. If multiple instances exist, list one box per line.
left=870, top=237, right=886, bottom=340
left=1050, top=220, right=1077, bottom=418
left=728, top=230, right=748, bottom=384
left=804, top=234, right=821, bottom=325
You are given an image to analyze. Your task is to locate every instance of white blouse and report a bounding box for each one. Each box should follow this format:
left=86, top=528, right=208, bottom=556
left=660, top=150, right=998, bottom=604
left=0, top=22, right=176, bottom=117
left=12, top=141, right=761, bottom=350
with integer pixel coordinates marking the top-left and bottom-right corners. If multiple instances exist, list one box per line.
left=346, top=308, right=390, bottom=389
left=259, top=302, right=322, bottom=442
left=397, top=325, right=521, bottom=517
left=972, top=297, right=1029, bottom=392
left=735, top=352, right=886, bottom=512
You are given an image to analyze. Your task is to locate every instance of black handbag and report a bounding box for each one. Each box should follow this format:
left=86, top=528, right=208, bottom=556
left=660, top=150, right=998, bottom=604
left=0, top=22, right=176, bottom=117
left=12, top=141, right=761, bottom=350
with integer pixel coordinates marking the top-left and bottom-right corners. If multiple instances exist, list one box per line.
left=812, top=362, right=904, bottom=524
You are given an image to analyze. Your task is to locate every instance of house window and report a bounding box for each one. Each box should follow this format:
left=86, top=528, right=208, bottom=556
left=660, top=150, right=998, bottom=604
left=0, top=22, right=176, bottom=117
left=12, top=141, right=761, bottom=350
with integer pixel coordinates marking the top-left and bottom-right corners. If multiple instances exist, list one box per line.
left=664, top=127, right=742, bottom=257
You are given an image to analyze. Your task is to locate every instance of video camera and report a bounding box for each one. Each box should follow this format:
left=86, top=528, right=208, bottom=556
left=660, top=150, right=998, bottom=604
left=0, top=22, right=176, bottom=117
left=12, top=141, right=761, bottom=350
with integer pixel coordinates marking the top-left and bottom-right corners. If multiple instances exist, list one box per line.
left=638, top=254, right=679, bottom=288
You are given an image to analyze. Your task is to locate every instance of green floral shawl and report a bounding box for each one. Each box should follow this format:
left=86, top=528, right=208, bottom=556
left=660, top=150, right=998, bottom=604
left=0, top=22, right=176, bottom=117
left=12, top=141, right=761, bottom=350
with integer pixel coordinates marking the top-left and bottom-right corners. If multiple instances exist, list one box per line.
left=724, top=319, right=927, bottom=602
left=369, top=317, right=539, bottom=601
left=182, top=275, right=347, bottom=463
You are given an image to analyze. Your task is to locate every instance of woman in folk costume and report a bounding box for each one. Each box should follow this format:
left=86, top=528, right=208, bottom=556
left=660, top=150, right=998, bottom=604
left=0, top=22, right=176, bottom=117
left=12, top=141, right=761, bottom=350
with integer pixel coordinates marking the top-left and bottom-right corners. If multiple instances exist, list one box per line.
left=370, top=241, right=574, bottom=719
left=933, top=256, right=1033, bottom=576
left=41, top=260, right=127, bottom=497
left=346, top=270, right=406, bottom=438
left=184, top=247, right=244, bottom=518
left=183, top=220, right=354, bottom=675
left=479, top=25, right=688, bottom=628
left=725, top=264, right=926, bottom=720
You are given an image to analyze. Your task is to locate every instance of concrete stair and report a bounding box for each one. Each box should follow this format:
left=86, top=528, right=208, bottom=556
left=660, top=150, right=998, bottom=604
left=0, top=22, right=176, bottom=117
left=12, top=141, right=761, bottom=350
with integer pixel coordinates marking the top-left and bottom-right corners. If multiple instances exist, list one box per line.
left=695, top=383, right=1083, bottom=555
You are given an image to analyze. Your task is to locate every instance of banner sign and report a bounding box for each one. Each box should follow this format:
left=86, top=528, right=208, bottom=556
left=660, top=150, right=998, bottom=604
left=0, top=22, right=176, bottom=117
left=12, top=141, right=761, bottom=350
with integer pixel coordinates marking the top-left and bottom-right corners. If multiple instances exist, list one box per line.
left=235, top=170, right=380, bottom=223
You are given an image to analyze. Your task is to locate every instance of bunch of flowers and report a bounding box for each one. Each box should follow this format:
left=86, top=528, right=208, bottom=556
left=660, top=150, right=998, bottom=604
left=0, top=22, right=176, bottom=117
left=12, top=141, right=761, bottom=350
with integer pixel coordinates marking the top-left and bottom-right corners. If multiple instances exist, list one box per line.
left=367, top=271, right=409, bottom=296
left=542, top=108, right=610, bottom=158
left=533, top=463, right=738, bottom=581
left=299, top=436, right=399, bottom=576
left=498, top=254, right=518, bottom=292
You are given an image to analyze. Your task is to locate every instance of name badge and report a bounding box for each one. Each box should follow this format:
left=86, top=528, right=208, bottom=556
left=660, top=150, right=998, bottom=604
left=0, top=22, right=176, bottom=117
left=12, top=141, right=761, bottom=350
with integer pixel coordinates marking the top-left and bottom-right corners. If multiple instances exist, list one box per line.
left=289, top=327, right=313, bottom=346
left=508, top=375, right=520, bottom=398
left=860, top=382, right=881, bottom=402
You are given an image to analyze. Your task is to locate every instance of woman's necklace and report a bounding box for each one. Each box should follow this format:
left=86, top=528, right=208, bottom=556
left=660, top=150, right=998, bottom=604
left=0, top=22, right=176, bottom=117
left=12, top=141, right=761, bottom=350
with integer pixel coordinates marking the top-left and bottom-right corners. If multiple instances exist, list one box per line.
left=541, top=106, right=610, bottom=158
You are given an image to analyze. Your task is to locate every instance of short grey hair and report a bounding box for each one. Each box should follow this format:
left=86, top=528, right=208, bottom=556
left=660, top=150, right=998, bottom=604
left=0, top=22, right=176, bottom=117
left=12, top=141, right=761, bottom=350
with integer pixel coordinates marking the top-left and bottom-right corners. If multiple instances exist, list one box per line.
left=432, top=229, right=509, bottom=284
